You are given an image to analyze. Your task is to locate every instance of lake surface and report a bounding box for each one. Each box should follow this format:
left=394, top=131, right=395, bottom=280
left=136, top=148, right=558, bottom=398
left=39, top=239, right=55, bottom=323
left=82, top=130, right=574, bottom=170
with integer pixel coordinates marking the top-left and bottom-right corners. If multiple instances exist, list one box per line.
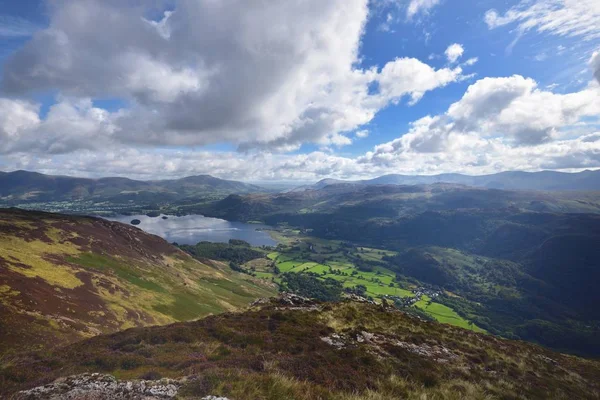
left=106, top=214, right=276, bottom=246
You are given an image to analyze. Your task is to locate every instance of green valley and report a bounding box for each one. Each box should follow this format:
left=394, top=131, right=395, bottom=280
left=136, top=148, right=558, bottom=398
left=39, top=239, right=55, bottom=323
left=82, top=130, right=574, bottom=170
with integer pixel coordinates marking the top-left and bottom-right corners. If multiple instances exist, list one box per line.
left=182, top=230, right=485, bottom=333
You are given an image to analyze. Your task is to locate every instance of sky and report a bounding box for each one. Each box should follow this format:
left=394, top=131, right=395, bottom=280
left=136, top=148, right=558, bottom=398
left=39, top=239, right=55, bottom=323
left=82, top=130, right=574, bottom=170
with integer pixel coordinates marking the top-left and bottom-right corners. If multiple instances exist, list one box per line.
left=0, top=0, right=599, bottom=182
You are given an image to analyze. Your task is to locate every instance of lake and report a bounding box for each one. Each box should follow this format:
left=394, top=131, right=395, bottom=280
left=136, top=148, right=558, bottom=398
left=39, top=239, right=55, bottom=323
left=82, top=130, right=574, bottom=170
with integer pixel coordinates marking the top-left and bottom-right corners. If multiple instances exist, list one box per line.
left=106, top=214, right=277, bottom=247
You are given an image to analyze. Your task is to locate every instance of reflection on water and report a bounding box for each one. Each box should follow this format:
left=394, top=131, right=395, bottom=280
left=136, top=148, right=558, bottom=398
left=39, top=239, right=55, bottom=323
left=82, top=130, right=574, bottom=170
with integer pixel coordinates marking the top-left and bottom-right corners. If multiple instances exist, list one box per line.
left=105, top=214, right=276, bottom=246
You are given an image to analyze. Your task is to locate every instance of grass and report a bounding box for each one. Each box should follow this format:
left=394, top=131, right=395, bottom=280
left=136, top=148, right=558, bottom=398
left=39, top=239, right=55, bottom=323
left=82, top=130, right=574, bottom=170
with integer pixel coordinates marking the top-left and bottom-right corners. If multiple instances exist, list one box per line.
left=414, top=296, right=485, bottom=333
left=251, top=231, right=490, bottom=332
left=2, top=302, right=599, bottom=399
left=68, top=253, right=167, bottom=293
left=0, top=234, right=84, bottom=289
left=0, top=209, right=277, bottom=355
left=153, top=291, right=224, bottom=321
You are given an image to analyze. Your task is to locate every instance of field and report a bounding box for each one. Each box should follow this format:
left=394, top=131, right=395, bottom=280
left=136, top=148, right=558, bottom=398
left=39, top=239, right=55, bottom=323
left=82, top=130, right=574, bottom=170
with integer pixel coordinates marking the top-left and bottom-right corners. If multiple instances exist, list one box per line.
left=414, top=296, right=486, bottom=332
left=247, top=230, right=482, bottom=332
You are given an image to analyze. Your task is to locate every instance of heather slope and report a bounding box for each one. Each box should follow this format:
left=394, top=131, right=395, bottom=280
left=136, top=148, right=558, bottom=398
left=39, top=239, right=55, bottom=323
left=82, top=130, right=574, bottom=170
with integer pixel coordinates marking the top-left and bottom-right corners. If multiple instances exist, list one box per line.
left=3, top=298, right=599, bottom=399
left=0, top=209, right=275, bottom=355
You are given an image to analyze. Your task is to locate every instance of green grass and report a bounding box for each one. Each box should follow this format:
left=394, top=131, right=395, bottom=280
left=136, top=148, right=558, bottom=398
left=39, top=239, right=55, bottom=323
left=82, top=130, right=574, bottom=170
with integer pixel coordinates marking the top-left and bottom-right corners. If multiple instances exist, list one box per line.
left=67, top=253, right=167, bottom=293
left=153, top=291, right=223, bottom=321
left=251, top=233, right=491, bottom=333
left=414, top=296, right=485, bottom=333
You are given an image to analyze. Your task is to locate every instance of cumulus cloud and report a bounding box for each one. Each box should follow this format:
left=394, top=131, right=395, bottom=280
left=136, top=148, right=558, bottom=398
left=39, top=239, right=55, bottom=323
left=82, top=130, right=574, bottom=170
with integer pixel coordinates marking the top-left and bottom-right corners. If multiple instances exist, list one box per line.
left=3, top=74, right=598, bottom=181
left=0, top=97, right=119, bottom=154
left=1, top=0, right=598, bottom=181
left=361, top=75, right=600, bottom=172
left=485, top=0, right=600, bottom=41
left=378, top=58, right=463, bottom=104
left=445, top=44, right=464, bottom=64
left=448, top=76, right=600, bottom=145
left=1, top=0, right=466, bottom=153
left=407, top=0, right=442, bottom=19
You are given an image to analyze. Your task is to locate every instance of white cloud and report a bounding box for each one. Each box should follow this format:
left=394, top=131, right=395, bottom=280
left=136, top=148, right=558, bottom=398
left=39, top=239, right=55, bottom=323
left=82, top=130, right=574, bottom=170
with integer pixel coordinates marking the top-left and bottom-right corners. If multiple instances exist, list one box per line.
left=378, top=58, right=463, bottom=104
left=0, top=99, right=40, bottom=140
left=360, top=75, right=600, bottom=173
left=407, top=0, right=442, bottom=19
left=1, top=0, right=465, bottom=154
left=0, top=97, right=118, bottom=154
left=450, top=76, right=600, bottom=145
left=3, top=76, right=598, bottom=181
left=485, top=0, right=600, bottom=41
left=355, top=130, right=370, bottom=138
left=445, top=43, right=464, bottom=64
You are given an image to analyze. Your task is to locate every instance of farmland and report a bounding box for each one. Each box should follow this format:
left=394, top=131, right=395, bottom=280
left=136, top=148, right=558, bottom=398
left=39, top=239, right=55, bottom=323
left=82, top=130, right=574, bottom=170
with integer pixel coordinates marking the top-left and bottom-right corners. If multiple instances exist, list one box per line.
left=239, top=229, right=483, bottom=332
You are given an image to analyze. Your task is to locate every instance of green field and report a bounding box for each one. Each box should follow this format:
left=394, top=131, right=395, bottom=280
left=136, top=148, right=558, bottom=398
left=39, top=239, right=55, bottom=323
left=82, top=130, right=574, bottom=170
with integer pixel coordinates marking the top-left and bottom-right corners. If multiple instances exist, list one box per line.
left=248, top=230, right=486, bottom=332
left=415, top=295, right=485, bottom=332
left=252, top=233, right=415, bottom=300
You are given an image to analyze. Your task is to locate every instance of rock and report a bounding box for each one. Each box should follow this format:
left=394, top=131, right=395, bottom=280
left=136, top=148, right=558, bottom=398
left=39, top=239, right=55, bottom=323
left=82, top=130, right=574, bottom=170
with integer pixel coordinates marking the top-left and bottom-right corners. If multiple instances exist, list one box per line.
left=16, top=373, right=180, bottom=400
left=202, top=397, right=231, bottom=400
left=342, top=293, right=377, bottom=305
left=393, top=341, right=459, bottom=363
left=321, top=333, right=346, bottom=349
left=251, top=293, right=320, bottom=311
left=321, top=330, right=459, bottom=364
left=249, top=297, right=271, bottom=307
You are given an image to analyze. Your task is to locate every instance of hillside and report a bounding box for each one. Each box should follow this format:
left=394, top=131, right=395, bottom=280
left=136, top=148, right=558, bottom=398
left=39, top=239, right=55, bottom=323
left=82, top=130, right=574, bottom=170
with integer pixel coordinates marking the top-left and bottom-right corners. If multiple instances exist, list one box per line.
left=0, top=209, right=275, bottom=355
left=3, top=297, right=600, bottom=399
left=196, top=185, right=600, bottom=356
left=293, top=170, right=600, bottom=192
left=202, top=183, right=600, bottom=222
left=0, top=170, right=263, bottom=205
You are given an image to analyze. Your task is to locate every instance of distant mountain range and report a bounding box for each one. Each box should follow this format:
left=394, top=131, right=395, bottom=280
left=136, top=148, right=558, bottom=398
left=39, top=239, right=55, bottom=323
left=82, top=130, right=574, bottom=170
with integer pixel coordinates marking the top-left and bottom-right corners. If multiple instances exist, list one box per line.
left=293, top=170, right=600, bottom=192
left=0, top=170, right=264, bottom=203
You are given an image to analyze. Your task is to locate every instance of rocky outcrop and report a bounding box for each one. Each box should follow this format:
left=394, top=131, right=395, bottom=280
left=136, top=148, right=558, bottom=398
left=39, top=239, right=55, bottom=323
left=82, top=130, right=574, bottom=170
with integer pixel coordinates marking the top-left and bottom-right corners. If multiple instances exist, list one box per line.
left=250, top=292, right=321, bottom=311
left=321, top=331, right=459, bottom=364
left=16, top=373, right=180, bottom=400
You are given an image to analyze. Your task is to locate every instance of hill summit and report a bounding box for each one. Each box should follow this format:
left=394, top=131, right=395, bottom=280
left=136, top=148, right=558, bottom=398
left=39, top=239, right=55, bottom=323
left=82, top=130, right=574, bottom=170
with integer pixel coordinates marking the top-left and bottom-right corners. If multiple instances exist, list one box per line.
left=4, top=294, right=600, bottom=399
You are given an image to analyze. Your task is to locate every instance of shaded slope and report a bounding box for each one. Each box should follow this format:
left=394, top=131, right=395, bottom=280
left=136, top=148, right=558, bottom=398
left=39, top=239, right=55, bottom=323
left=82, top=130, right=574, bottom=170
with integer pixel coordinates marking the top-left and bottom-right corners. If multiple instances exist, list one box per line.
left=3, top=299, right=600, bottom=399
left=0, top=209, right=275, bottom=355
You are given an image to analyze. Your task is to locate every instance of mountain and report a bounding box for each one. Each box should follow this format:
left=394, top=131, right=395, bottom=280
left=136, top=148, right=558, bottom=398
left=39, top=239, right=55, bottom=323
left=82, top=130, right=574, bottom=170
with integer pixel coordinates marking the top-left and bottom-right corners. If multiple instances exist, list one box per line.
left=203, top=183, right=600, bottom=222
left=294, top=170, right=600, bottom=192
left=0, top=170, right=264, bottom=204
left=0, top=208, right=275, bottom=356
left=3, top=297, right=600, bottom=399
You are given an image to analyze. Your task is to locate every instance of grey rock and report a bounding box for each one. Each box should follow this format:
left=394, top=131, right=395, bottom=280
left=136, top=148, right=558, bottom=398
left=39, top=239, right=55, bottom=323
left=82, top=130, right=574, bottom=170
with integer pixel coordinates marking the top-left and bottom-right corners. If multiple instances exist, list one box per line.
left=16, top=373, right=180, bottom=400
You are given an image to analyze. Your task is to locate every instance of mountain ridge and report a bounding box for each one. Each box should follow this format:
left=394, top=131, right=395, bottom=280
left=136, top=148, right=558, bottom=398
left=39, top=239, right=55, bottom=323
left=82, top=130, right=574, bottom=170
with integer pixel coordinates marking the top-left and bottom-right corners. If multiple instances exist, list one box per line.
left=0, top=170, right=264, bottom=203
left=292, top=170, right=600, bottom=192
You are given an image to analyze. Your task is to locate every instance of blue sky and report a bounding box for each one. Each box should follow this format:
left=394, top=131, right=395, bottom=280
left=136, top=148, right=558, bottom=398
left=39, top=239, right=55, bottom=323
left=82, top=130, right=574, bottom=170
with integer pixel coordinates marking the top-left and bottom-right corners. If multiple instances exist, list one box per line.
left=0, top=0, right=598, bottom=181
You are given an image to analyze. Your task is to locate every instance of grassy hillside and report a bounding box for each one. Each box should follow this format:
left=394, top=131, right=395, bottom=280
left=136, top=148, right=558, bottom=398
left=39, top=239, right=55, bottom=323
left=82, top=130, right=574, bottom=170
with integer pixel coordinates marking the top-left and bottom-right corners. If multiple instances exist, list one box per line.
left=0, top=209, right=275, bottom=356
left=3, top=299, right=599, bottom=399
